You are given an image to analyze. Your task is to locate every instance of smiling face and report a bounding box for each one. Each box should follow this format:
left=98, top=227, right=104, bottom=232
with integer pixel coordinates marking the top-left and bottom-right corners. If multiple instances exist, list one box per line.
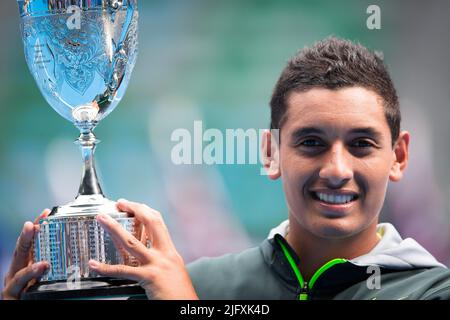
left=269, top=86, right=409, bottom=240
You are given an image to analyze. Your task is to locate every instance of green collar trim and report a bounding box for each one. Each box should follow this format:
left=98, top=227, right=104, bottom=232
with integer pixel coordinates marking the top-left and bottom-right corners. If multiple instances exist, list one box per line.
left=276, top=235, right=305, bottom=287
left=275, top=235, right=347, bottom=299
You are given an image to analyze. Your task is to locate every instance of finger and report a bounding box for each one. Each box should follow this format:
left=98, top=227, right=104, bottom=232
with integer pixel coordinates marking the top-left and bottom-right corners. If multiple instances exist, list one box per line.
left=3, top=262, right=49, bottom=300
left=88, top=260, right=142, bottom=282
left=96, top=214, right=151, bottom=264
left=116, top=199, right=172, bottom=251
left=95, top=221, right=134, bottom=265
left=108, top=231, right=133, bottom=264
left=7, top=222, right=36, bottom=281
left=138, top=223, right=149, bottom=247
left=33, top=208, right=51, bottom=225
left=30, top=209, right=51, bottom=263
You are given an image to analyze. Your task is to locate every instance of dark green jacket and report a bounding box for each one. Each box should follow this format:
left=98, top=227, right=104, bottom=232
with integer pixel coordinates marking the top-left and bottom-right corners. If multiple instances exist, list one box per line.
left=187, top=222, right=450, bottom=300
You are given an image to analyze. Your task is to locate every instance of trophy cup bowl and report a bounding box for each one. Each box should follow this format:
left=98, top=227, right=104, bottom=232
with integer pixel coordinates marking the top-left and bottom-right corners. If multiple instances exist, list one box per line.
left=17, top=0, right=144, bottom=299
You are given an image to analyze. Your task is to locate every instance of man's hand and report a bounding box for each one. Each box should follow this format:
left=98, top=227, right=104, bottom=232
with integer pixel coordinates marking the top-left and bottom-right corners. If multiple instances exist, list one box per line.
left=88, top=199, right=199, bottom=300
left=2, top=209, right=51, bottom=300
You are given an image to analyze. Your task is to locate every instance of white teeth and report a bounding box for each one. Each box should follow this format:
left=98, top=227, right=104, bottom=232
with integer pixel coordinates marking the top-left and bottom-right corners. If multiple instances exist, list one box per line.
left=316, top=192, right=355, bottom=204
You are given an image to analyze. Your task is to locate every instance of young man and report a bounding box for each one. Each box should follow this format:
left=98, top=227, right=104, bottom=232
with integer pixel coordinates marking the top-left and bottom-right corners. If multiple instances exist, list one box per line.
left=3, top=37, right=450, bottom=300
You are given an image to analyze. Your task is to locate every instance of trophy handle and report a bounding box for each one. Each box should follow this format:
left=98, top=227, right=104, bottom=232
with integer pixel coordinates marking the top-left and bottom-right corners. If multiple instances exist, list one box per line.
left=105, top=0, right=137, bottom=95
left=116, top=0, right=137, bottom=53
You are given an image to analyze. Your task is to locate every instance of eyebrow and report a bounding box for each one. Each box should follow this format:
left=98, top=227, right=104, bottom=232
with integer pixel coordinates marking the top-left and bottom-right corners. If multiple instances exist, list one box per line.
left=292, top=126, right=383, bottom=140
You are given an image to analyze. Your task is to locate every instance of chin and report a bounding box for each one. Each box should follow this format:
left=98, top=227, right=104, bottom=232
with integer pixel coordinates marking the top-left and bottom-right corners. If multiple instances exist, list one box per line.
left=311, top=218, right=363, bottom=240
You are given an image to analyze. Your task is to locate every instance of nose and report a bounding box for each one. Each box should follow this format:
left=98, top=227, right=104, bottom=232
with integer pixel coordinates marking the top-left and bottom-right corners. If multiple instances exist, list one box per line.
left=319, top=143, right=353, bottom=187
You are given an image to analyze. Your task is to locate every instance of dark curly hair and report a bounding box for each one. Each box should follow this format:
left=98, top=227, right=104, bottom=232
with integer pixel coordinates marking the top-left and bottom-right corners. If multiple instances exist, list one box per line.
left=270, top=36, right=400, bottom=147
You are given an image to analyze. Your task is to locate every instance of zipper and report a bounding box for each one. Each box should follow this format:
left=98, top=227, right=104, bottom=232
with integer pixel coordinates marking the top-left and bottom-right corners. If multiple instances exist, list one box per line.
left=276, top=237, right=346, bottom=300
left=299, top=281, right=309, bottom=300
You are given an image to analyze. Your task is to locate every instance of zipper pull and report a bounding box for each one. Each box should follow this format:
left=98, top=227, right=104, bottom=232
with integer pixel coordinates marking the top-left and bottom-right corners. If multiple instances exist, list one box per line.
left=298, top=281, right=309, bottom=300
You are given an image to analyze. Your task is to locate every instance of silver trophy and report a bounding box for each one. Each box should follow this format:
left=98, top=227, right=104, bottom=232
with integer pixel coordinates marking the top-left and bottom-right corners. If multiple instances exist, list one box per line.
left=17, top=0, right=142, bottom=299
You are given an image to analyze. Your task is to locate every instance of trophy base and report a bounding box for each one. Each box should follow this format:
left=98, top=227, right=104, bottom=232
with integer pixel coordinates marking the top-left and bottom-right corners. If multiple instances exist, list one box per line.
left=34, top=195, right=144, bottom=282
left=21, top=277, right=147, bottom=300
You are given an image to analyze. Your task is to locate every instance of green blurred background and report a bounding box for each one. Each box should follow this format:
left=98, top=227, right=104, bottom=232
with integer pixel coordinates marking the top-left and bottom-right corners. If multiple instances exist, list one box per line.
left=1, top=0, right=450, bottom=288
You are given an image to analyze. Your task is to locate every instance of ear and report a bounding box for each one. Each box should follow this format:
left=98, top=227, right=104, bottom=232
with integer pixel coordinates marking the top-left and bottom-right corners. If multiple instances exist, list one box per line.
left=389, top=131, right=410, bottom=182
left=261, top=130, right=281, bottom=180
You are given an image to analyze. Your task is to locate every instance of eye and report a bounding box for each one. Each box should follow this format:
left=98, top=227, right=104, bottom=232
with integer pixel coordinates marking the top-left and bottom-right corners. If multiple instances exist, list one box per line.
left=351, top=139, right=375, bottom=148
left=299, top=138, right=324, bottom=147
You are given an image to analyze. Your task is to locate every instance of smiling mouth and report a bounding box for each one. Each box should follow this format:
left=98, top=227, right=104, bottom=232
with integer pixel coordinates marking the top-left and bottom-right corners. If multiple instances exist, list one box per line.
left=309, top=191, right=359, bottom=205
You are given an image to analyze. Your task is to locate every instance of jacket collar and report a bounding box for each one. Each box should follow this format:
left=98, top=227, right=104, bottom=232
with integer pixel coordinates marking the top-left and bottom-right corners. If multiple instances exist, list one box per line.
left=260, top=218, right=446, bottom=299
left=267, top=220, right=446, bottom=269
left=260, top=234, right=373, bottom=298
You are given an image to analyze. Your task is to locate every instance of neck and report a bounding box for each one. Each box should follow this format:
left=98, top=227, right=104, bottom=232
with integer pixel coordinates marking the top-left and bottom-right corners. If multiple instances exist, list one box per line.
left=285, top=216, right=380, bottom=282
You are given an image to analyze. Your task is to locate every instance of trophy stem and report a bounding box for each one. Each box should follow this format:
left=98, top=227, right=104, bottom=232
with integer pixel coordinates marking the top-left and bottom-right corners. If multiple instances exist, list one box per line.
left=75, top=131, right=104, bottom=197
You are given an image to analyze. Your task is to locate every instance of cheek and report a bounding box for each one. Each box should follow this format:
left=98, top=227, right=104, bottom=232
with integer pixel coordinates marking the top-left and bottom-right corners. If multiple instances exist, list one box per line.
left=357, top=157, right=391, bottom=213
left=279, top=155, right=312, bottom=209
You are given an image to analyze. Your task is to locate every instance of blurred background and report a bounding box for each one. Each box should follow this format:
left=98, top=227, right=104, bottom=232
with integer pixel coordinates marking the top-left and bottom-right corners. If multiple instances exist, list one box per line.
left=1, top=0, right=450, bottom=290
